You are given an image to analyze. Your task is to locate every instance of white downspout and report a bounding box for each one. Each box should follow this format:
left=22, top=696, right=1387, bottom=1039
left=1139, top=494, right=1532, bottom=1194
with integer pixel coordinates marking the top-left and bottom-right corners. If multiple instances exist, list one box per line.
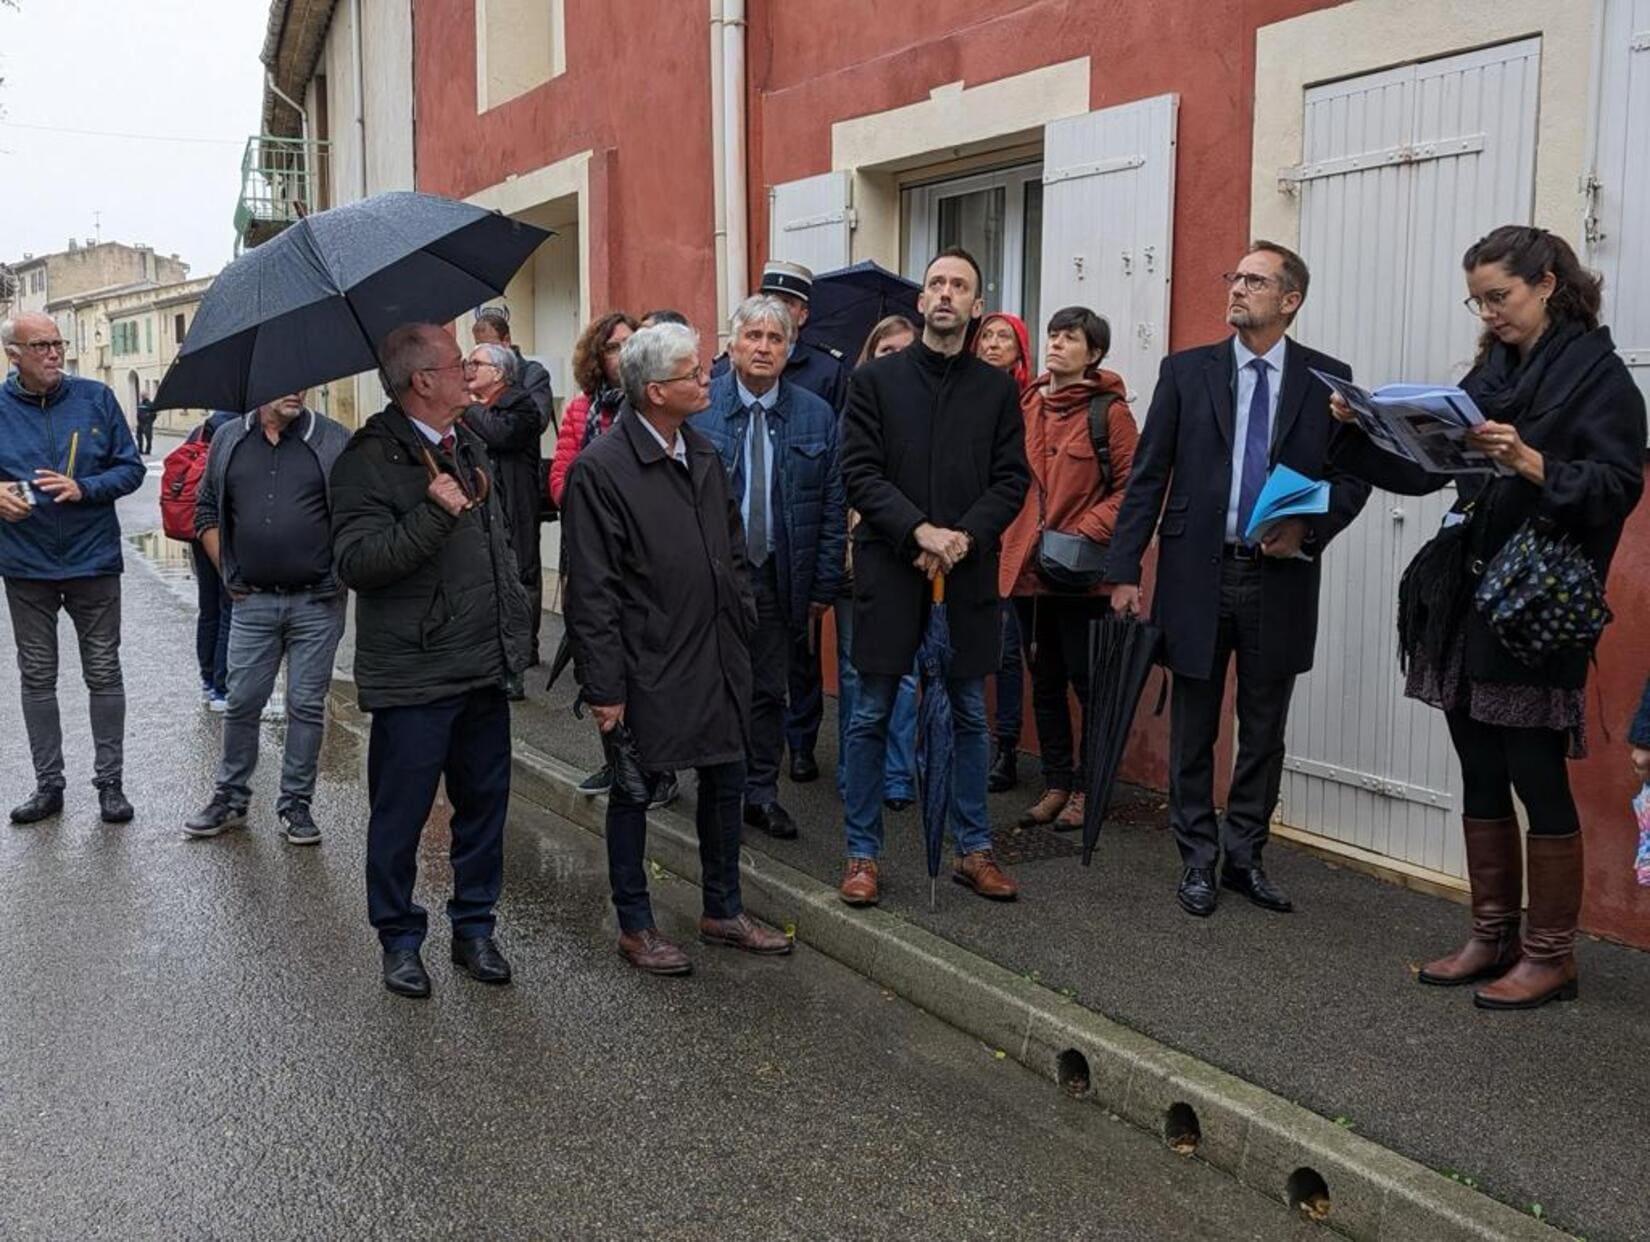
left=350, top=0, right=368, bottom=199
left=722, top=0, right=749, bottom=332
left=710, top=0, right=730, bottom=345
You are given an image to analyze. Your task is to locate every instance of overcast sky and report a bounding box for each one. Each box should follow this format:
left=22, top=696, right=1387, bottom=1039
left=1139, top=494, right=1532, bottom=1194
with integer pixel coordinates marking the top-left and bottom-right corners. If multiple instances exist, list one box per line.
left=0, top=0, right=267, bottom=279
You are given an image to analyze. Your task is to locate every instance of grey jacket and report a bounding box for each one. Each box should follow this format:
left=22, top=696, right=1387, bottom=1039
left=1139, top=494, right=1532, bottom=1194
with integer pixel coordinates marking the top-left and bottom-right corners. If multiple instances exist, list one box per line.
left=194, top=408, right=353, bottom=594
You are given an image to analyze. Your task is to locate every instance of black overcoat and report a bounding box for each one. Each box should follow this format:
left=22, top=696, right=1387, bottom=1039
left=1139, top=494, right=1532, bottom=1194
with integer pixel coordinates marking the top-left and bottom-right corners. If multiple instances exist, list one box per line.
left=1106, top=337, right=1372, bottom=681
left=561, top=412, right=757, bottom=770
left=840, top=339, right=1030, bottom=678
left=1332, top=325, right=1645, bottom=691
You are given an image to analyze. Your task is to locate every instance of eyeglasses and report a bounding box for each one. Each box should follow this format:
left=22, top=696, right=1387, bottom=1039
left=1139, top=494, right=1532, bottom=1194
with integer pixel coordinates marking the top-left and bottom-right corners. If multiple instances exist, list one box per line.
left=466, top=359, right=498, bottom=373
left=1462, top=289, right=1512, bottom=316
left=18, top=339, right=67, bottom=355
left=1221, top=272, right=1277, bottom=292
left=420, top=360, right=468, bottom=377
left=656, top=366, right=707, bottom=387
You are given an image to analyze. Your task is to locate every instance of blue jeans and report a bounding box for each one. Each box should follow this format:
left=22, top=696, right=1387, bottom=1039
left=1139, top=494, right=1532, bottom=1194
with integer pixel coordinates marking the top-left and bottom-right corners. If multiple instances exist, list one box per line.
left=833, top=598, right=916, bottom=802
left=843, top=670, right=991, bottom=860
left=217, top=589, right=346, bottom=813
left=191, top=543, right=233, bottom=695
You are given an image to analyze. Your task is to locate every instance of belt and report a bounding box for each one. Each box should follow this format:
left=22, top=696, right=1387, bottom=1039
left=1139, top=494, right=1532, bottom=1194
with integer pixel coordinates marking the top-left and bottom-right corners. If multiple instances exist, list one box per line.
left=251, top=581, right=334, bottom=596
left=1222, top=543, right=1260, bottom=562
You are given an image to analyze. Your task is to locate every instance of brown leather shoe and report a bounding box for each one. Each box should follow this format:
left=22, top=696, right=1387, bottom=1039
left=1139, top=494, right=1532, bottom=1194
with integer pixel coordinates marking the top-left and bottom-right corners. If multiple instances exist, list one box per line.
left=839, top=857, right=880, bottom=906
left=1020, top=789, right=1069, bottom=826
left=954, top=850, right=1019, bottom=900
left=1418, top=816, right=1522, bottom=986
left=1475, top=833, right=1583, bottom=1010
left=1055, top=792, right=1086, bottom=831
left=617, top=928, right=692, bottom=976
left=699, top=912, right=793, bottom=955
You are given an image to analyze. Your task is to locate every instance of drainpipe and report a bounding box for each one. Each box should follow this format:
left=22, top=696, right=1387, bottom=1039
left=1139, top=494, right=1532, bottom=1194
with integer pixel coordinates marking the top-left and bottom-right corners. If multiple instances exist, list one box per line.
left=722, top=0, right=749, bottom=333
left=265, top=73, right=314, bottom=214
left=350, top=0, right=368, bottom=198
left=710, top=1, right=730, bottom=344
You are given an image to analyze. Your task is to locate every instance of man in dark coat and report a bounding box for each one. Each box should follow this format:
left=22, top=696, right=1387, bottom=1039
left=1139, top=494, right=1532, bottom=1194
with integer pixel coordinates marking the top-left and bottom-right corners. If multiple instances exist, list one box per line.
left=563, top=321, right=792, bottom=976
left=331, top=323, right=532, bottom=999
left=689, top=294, right=845, bottom=842
left=837, top=247, right=1031, bottom=907
left=464, top=340, right=545, bottom=695
left=1106, top=242, right=1370, bottom=919
left=473, top=307, right=554, bottom=432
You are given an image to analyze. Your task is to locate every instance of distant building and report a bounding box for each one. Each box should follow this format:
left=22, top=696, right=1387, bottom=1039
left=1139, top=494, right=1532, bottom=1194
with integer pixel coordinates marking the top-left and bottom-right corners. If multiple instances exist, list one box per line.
left=2, top=240, right=190, bottom=342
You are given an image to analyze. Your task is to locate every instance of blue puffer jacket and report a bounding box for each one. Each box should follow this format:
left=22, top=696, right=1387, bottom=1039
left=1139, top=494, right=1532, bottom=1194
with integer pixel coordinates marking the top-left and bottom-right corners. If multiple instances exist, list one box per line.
left=690, top=372, right=845, bottom=630
left=0, top=372, right=145, bottom=580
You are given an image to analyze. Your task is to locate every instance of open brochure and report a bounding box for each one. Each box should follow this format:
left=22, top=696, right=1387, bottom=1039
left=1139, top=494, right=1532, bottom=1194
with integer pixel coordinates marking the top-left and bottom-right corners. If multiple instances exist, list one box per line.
left=1309, top=369, right=1509, bottom=476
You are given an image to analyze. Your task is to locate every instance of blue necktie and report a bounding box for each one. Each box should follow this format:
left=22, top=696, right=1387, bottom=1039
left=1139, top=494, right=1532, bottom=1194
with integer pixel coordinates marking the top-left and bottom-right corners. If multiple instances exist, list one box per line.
left=1235, top=358, right=1271, bottom=544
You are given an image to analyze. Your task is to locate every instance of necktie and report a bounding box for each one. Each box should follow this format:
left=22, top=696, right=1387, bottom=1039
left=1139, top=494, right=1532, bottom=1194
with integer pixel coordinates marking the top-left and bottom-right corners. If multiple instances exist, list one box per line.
left=746, top=403, right=768, bottom=568
left=439, top=432, right=456, bottom=456
left=1235, top=358, right=1271, bottom=545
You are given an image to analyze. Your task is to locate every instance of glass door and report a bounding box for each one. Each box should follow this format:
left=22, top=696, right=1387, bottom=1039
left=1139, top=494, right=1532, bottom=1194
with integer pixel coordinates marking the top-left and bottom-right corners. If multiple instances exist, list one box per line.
left=903, top=163, right=1042, bottom=328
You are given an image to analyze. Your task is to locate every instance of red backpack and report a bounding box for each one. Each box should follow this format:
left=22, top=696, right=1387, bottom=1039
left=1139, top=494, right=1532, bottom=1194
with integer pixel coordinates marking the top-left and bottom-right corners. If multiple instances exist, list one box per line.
left=160, top=435, right=211, bottom=542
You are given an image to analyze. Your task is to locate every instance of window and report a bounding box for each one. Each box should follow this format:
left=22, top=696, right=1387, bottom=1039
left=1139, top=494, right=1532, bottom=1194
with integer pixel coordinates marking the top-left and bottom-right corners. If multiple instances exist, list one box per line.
left=111, top=320, right=140, bottom=357
left=174, top=313, right=187, bottom=345
left=144, top=319, right=152, bottom=355
left=902, top=163, right=1043, bottom=328
left=475, top=0, right=565, bottom=112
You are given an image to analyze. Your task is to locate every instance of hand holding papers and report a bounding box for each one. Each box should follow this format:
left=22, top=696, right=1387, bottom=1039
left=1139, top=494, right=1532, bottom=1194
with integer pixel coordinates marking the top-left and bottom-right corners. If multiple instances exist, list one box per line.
left=1243, top=464, right=1330, bottom=546
left=1311, top=369, right=1507, bottom=475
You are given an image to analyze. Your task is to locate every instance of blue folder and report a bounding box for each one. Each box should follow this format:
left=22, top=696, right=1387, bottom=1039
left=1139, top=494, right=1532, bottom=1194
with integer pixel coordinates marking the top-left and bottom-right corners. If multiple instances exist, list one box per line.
left=1243, top=464, right=1330, bottom=544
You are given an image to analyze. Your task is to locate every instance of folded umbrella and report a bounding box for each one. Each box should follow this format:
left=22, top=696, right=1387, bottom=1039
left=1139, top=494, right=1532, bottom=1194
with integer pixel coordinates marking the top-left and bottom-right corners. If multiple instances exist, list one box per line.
left=801, top=261, right=922, bottom=365
left=1081, top=611, right=1164, bottom=866
left=153, top=191, right=552, bottom=414
left=915, top=575, right=954, bottom=910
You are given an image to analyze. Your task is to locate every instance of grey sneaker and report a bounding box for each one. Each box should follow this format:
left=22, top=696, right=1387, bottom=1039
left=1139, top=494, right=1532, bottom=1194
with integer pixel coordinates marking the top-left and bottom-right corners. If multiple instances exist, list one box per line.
left=279, top=804, right=321, bottom=846
left=184, top=794, right=247, bottom=839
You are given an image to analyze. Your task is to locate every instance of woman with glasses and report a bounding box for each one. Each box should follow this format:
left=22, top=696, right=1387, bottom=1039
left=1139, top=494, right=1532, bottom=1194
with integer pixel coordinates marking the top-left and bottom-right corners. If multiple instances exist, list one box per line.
left=1329, top=225, right=1645, bottom=1009
left=549, top=312, right=639, bottom=508
left=464, top=341, right=545, bottom=699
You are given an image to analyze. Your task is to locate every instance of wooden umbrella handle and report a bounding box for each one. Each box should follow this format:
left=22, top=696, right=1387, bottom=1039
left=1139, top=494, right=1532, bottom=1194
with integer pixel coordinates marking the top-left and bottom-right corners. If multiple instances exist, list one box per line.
left=932, top=574, right=945, bottom=604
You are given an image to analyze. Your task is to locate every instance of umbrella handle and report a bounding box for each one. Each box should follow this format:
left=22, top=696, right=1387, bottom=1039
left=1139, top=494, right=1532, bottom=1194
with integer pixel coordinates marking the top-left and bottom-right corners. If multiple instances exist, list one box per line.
left=932, top=575, right=945, bottom=604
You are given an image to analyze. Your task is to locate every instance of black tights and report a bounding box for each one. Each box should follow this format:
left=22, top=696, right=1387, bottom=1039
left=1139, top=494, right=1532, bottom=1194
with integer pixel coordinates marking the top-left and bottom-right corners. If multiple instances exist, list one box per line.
left=1444, top=709, right=1579, bottom=836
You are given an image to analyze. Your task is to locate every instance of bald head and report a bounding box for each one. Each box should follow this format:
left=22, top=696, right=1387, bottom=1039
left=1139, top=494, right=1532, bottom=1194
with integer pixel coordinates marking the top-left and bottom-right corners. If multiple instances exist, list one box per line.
left=3, top=312, right=67, bottom=394
left=380, top=322, right=468, bottom=429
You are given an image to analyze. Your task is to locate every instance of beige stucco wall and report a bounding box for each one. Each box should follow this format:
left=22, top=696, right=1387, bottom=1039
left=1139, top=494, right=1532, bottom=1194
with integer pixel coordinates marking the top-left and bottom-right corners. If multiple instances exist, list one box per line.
left=475, top=0, right=566, bottom=113
left=1251, top=0, right=1600, bottom=245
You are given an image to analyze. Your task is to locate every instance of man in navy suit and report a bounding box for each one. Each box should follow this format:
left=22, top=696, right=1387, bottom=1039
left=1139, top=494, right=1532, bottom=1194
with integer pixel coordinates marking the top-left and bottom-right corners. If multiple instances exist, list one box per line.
left=1106, top=242, right=1370, bottom=918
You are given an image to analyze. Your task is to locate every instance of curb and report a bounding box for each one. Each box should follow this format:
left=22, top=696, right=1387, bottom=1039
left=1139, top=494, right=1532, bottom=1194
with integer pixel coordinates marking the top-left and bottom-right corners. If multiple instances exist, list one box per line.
left=326, top=684, right=1565, bottom=1241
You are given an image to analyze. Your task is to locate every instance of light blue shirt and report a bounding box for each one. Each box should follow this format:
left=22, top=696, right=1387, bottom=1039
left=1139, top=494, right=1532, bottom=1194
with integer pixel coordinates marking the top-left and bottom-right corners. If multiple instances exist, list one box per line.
left=638, top=413, right=689, bottom=467
left=408, top=416, right=445, bottom=446
left=736, top=377, right=780, bottom=557
left=1225, top=335, right=1287, bottom=543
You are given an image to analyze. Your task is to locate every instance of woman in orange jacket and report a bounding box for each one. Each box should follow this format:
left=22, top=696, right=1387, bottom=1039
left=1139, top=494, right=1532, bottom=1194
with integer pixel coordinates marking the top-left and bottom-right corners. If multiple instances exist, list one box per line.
left=997, top=307, right=1139, bottom=829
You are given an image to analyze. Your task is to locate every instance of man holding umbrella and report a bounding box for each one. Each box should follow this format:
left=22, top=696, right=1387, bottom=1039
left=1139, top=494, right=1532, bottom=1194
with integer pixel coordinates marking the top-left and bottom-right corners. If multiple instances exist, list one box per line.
left=331, top=323, right=533, bottom=998
left=837, top=247, right=1030, bottom=906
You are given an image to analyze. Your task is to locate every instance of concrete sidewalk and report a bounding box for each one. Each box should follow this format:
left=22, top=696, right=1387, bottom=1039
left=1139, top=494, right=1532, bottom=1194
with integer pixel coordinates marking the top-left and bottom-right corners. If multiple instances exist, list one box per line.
left=511, top=614, right=1648, bottom=1241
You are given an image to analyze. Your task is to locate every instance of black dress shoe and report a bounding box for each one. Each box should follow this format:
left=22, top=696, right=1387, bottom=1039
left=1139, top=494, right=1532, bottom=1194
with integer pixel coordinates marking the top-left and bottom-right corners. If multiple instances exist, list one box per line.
left=97, top=782, right=134, bottom=824
left=382, top=949, right=431, bottom=998
left=1177, top=867, right=1218, bottom=917
left=788, top=752, right=820, bottom=784
left=743, top=801, right=798, bottom=840
left=987, top=742, right=1019, bottom=793
left=1221, top=865, right=1294, bottom=913
left=452, top=935, right=513, bottom=984
left=10, top=786, right=64, bottom=825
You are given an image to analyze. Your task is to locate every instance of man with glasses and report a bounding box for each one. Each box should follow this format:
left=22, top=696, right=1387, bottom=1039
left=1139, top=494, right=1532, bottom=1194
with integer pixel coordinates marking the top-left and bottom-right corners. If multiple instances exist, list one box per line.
left=563, top=322, right=792, bottom=975
left=0, top=313, right=145, bottom=825
left=330, top=323, right=533, bottom=998
left=1105, top=243, right=1371, bottom=918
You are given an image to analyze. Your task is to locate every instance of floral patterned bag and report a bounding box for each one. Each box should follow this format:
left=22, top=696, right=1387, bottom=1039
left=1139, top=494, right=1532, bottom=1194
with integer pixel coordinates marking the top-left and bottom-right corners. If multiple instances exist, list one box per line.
left=1473, top=520, right=1612, bottom=666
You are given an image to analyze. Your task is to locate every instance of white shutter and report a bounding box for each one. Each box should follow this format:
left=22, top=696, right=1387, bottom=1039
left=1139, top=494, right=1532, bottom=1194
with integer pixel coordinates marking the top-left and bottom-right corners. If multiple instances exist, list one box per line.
left=1039, top=94, right=1179, bottom=404
left=768, top=171, right=854, bottom=275
left=1589, top=0, right=1650, bottom=420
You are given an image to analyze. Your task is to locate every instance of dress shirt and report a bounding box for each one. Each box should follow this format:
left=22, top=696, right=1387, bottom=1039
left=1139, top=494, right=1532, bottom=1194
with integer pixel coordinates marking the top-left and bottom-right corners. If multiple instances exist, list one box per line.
left=1225, top=335, right=1288, bottom=543
left=224, top=415, right=331, bottom=588
left=735, top=377, right=780, bottom=559
left=638, top=414, right=689, bottom=467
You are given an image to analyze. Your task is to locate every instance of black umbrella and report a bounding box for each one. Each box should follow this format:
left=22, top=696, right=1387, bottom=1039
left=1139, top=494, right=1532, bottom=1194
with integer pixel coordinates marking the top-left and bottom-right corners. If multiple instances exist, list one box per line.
left=153, top=191, right=552, bottom=413
left=1080, top=611, right=1164, bottom=866
left=801, top=261, right=921, bottom=364
left=915, top=575, right=955, bottom=909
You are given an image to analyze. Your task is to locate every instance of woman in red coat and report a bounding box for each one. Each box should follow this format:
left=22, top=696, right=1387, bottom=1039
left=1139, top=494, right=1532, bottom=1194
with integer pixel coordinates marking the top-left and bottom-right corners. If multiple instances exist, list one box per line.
left=548, top=312, right=638, bottom=507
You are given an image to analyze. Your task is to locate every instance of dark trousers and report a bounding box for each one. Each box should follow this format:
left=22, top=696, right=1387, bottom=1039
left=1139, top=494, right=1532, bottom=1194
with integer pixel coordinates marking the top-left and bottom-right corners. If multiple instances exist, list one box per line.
left=784, top=619, right=823, bottom=759
left=747, top=562, right=792, bottom=804
left=1445, top=710, right=1579, bottom=835
left=1168, top=557, right=1295, bottom=870
left=365, top=687, right=511, bottom=951
left=191, top=543, right=233, bottom=694
left=995, top=600, right=1025, bottom=744
left=605, top=759, right=746, bottom=933
left=136, top=420, right=155, bottom=454
left=1014, top=594, right=1108, bottom=791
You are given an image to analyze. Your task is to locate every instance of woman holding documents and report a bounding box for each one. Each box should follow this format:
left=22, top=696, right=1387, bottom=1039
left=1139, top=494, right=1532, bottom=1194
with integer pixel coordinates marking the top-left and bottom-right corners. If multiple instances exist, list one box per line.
left=997, top=307, right=1137, bottom=831
left=1330, top=225, right=1646, bottom=1010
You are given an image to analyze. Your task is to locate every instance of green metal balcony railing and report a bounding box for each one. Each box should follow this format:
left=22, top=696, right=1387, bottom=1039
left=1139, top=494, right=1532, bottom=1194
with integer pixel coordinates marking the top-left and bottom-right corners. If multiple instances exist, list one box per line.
left=233, top=135, right=329, bottom=254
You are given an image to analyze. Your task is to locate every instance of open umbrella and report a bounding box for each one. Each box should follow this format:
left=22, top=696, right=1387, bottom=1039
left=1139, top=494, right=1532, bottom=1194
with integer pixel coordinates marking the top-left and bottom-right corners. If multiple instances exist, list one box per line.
left=1080, top=611, right=1164, bottom=866
left=153, top=191, right=551, bottom=414
left=915, top=575, right=954, bottom=909
left=801, top=261, right=921, bottom=364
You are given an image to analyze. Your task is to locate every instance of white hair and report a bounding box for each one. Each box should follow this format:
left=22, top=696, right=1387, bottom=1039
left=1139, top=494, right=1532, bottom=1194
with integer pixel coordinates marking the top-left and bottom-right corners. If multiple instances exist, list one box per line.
left=619, top=322, right=699, bottom=411
left=728, top=294, right=794, bottom=346
left=472, top=341, right=519, bottom=385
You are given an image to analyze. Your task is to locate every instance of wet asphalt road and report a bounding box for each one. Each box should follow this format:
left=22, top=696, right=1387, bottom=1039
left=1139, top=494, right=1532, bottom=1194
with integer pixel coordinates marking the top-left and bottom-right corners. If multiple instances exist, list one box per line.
left=0, top=464, right=1319, bottom=1239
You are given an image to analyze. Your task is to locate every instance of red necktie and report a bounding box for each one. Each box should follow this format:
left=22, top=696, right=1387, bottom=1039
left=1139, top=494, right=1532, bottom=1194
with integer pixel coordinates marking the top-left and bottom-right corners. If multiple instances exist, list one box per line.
left=439, top=433, right=456, bottom=455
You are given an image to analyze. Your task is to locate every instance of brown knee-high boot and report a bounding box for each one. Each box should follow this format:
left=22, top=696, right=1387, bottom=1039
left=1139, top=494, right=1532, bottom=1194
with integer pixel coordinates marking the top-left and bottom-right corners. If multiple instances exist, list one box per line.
left=1474, top=832, right=1583, bottom=1010
left=1418, top=816, right=1522, bottom=986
